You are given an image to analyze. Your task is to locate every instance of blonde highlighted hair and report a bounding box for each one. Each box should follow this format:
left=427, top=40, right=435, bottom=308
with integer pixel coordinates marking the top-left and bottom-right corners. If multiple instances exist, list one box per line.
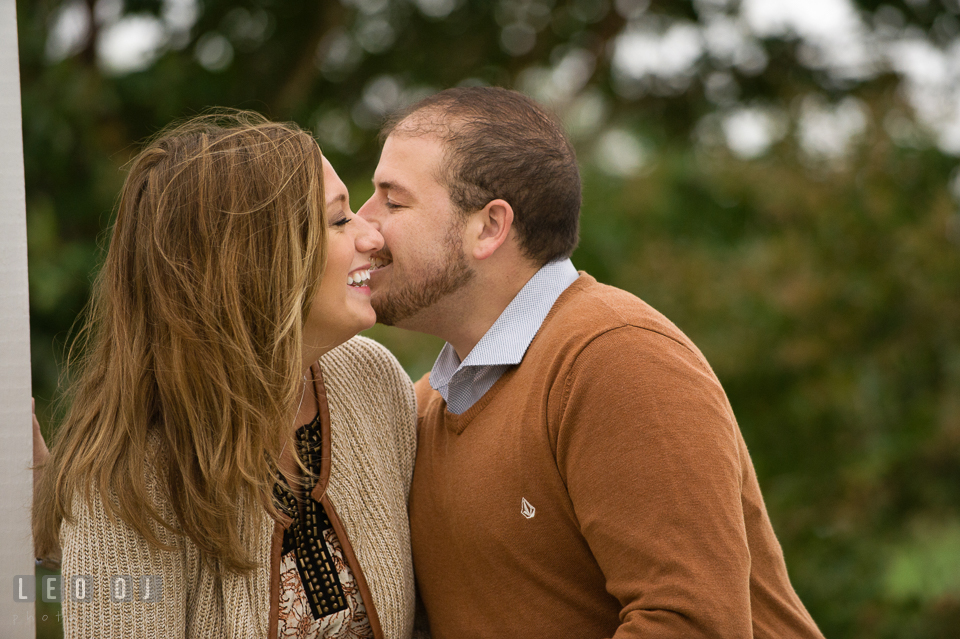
left=33, top=110, right=327, bottom=574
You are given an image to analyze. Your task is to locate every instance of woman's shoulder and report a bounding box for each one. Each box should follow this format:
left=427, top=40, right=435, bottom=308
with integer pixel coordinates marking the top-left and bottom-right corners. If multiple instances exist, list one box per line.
left=319, top=336, right=417, bottom=431
left=320, top=335, right=409, bottom=385
left=65, top=433, right=177, bottom=535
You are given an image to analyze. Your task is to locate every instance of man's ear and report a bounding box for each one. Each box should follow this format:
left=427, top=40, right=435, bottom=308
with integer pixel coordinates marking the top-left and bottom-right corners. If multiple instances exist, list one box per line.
left=470, top=199, right=514, bottom=261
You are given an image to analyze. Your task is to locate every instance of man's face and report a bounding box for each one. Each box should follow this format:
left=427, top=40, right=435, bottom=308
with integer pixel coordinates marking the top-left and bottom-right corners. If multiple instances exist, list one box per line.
left=357, top=132, right=475, bottom=327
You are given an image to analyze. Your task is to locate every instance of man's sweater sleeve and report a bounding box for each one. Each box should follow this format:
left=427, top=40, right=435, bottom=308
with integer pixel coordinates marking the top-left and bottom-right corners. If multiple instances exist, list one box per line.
left=555, top=326, right=752, bottom=639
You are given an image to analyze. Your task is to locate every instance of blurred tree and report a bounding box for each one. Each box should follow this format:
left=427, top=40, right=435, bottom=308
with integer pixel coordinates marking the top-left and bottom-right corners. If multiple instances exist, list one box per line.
left=18, top=0, right=960, bottom=637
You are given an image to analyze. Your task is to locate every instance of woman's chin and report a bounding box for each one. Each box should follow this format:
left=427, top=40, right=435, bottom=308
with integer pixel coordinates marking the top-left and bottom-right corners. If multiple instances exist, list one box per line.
left=349, top=307, right=378, bottom=337
left=302, top=311, right=377, bottom=360
left=359, top=311, right=378, bottom=333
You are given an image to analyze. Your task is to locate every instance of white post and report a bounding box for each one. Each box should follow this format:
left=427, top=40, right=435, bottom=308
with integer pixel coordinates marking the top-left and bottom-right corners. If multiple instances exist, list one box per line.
left=0, top=0, right=36, bottom=635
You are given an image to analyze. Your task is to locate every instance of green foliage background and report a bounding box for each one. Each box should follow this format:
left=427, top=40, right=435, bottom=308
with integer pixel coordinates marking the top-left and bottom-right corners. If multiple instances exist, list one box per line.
left=18, top=0, right=960, bottom=636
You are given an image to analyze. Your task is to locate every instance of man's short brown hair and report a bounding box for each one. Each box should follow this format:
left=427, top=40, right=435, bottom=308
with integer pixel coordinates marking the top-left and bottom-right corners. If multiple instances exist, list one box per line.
left=381, top=86, right=580, bottom=266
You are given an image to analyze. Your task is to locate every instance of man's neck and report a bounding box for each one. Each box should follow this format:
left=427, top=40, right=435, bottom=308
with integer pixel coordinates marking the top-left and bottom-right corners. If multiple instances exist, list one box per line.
left=399, top=263, right=540, bottom=361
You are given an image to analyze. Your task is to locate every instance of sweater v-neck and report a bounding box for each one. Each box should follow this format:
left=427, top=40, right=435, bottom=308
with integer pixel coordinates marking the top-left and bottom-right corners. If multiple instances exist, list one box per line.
left=439, top=273, right=594, bottom=436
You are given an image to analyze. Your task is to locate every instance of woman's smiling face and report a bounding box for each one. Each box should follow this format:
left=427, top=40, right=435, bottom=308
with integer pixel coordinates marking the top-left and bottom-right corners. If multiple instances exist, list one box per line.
left=302, top=158, right=384, bottom=362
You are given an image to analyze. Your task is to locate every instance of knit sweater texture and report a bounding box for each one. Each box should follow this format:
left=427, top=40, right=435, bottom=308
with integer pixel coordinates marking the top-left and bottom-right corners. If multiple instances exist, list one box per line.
left=60, top=336, right=418, bottom=639
left=410, top=273, right=824, bottom=639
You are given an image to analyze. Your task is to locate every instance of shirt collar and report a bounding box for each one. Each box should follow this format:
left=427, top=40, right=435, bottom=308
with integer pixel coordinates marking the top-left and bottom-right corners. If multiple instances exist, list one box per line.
left=430, top=259, right=579, bottom=390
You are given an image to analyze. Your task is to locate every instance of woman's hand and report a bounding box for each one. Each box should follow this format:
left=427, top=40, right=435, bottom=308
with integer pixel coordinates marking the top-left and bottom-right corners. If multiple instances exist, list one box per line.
left=33, top=397, right=50, bottom=471
left=33, top=398, right=62, bottom=569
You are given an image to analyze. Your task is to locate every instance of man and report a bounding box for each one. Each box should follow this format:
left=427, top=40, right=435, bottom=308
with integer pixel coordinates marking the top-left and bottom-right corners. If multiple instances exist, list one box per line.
left=358, top=87, right=823, bottom=639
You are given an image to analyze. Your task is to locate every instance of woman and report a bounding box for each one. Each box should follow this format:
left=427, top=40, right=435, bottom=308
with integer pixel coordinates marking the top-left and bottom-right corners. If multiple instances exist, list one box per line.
left=32, top=111, right=418, bottom=639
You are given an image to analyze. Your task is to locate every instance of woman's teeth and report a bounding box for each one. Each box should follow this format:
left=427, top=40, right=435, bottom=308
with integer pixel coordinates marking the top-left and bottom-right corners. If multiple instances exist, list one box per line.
left=370, top=256, right=390, bottom=269
left=347, top=270, right=371, bottom=287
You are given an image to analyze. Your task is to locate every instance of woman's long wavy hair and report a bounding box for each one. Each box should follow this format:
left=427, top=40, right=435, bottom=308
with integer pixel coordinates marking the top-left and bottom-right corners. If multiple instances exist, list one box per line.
left=33, top=110, right=327, bottom=575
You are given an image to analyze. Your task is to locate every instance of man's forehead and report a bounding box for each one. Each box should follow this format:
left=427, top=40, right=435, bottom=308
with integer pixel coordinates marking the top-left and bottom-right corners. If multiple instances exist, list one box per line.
left=377, top=133, right=444, bottom=178
left=383, top=127, right=446, bottom=154
left=393, top=107, right=455, bottom=138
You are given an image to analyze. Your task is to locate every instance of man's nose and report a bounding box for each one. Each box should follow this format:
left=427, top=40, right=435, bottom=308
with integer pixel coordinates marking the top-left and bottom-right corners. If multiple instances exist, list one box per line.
left=357, top=196, right=379, bottom=227
left=355, top=216, right=383, bottom=253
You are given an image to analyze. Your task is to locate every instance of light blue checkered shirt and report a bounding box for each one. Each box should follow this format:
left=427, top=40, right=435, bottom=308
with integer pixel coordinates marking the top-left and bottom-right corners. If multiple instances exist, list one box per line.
left=429, top=258, right=580, bottom=414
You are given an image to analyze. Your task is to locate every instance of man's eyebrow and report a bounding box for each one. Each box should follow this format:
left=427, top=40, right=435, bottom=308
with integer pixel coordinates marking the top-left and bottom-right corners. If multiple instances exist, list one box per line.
left=376, top=180, right=415, bottom=201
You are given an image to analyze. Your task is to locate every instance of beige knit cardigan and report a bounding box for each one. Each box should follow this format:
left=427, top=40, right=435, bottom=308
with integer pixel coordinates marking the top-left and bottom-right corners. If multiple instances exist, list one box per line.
left=60, top=336, right=418, bottom=639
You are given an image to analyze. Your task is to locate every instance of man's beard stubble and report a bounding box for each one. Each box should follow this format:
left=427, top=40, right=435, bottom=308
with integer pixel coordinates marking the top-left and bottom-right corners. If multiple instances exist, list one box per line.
left=372, top=222, right=475, bottom=327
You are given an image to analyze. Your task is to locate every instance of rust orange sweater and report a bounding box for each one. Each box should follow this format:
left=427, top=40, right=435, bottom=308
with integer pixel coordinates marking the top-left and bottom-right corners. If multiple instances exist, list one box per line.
left=410, top=274, right=823, bottom=639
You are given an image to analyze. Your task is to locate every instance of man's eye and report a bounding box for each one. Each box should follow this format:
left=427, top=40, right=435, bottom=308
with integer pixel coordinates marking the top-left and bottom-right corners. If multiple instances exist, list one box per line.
left=385, top=201, right=403, bottom=210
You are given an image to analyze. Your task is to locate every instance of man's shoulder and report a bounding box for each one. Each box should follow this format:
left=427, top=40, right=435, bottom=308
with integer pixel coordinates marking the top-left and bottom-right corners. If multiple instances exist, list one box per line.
left=413, top=372, right=440, bottom=419
left=545, top=273, right=697, bottom=354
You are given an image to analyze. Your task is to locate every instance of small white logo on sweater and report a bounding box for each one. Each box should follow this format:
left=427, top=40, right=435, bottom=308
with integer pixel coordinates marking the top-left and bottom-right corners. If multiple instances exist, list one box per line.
left=521, top=497, right=536, bottom=519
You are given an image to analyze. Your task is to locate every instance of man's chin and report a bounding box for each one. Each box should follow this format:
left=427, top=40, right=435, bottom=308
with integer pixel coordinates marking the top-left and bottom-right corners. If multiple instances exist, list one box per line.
left=372, top=294, right=426, bottom=328
left=372, top=308, right=406, bottom=328
left=370, top=253, right=475, bottom=329
left=371, top=294, right=391, bottom=326
left=371, top=299, right=400, bottom=327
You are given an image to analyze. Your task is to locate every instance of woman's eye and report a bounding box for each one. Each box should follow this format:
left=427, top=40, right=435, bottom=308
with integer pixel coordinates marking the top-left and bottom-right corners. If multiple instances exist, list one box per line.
left=331, top=216, right=351, bottom=228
